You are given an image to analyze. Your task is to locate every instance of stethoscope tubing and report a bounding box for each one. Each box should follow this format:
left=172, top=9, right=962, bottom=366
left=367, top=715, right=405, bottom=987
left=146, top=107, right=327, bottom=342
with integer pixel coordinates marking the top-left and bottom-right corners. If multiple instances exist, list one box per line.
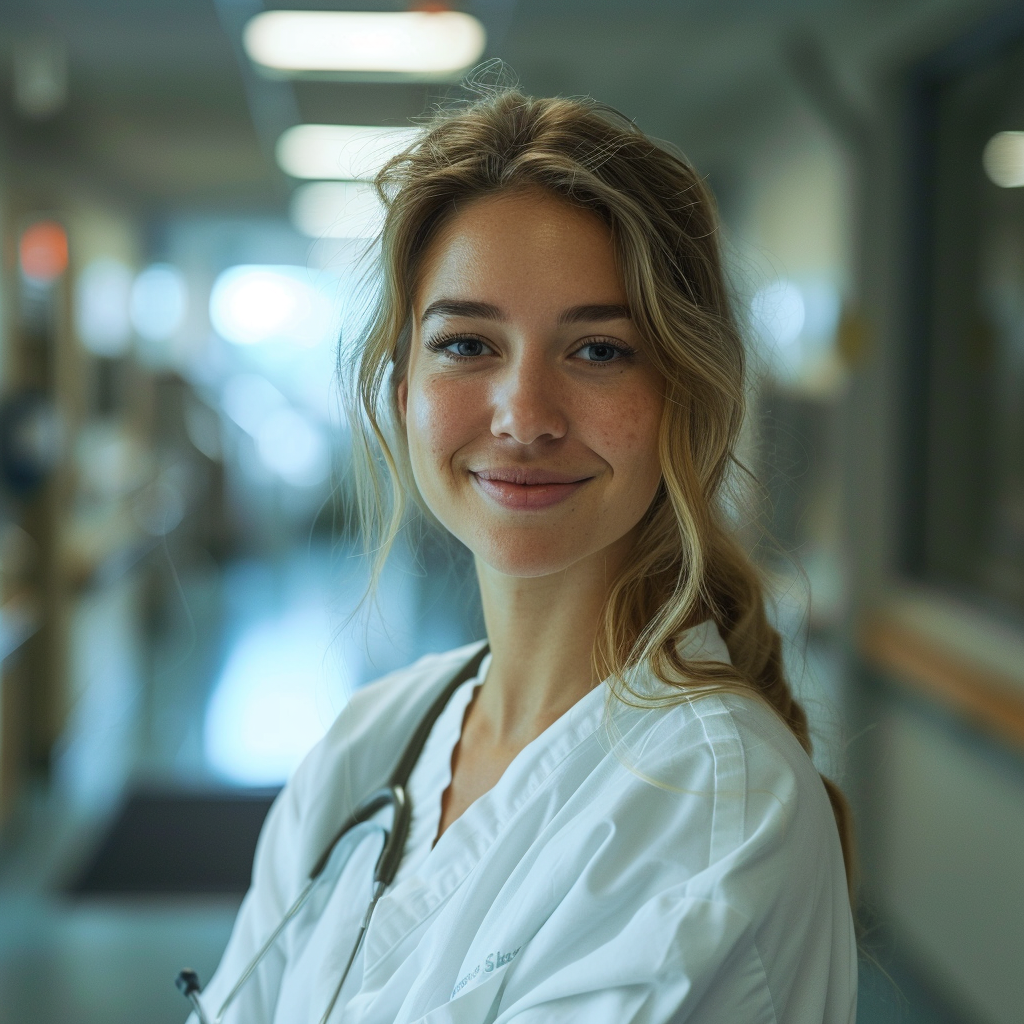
left=177, top=644, right=489, bottom=1024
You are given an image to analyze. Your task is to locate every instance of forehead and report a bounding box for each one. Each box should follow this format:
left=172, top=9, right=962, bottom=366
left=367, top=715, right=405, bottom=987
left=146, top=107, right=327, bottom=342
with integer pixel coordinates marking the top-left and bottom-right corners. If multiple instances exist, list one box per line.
left=414, top=189, right=625, bottom=316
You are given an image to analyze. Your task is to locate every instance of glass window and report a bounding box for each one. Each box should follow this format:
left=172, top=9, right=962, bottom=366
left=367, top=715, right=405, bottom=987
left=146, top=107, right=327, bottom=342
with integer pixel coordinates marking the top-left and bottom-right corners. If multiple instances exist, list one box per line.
left=914, top=30, right=1024, bottom=619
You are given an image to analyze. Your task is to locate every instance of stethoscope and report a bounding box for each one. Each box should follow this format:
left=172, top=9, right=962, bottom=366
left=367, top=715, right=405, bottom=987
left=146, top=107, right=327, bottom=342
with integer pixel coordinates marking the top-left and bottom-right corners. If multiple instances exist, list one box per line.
left=176, top=644, right=490, bottom=1024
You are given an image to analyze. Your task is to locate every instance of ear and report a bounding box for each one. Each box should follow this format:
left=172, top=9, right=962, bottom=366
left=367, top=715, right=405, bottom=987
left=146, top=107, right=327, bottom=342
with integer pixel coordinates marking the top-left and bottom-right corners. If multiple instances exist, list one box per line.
left=396, top=377, right=408, bottom=424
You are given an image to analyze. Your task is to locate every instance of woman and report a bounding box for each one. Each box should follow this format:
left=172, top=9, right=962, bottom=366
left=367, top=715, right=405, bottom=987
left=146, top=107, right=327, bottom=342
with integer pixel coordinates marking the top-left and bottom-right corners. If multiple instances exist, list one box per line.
left=184, top=89, right=856, bottom=1024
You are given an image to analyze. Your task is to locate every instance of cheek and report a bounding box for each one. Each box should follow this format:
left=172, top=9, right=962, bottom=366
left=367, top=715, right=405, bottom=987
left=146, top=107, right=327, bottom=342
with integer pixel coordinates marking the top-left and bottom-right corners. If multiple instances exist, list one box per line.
left=407, top=375, right=483, bottom=468
left=586, top=383, right=663, bottom=484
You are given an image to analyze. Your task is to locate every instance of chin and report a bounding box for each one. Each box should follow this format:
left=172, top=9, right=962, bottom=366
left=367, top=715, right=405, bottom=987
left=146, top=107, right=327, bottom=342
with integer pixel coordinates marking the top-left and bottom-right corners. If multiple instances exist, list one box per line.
left=469, top=528, right=600, bottom=579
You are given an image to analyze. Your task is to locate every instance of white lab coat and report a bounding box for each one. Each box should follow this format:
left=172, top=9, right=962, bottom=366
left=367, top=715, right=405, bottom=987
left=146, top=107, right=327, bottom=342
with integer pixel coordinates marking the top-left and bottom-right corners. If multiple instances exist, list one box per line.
left=192, top=624, right=856, bottom=1024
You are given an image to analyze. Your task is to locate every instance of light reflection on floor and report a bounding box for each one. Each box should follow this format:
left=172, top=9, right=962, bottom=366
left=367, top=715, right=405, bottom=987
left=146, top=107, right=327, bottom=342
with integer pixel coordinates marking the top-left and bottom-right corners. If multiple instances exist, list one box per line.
left=201, top=536, right=478, bottom=786
left=203, top=597, right=347, bottom=785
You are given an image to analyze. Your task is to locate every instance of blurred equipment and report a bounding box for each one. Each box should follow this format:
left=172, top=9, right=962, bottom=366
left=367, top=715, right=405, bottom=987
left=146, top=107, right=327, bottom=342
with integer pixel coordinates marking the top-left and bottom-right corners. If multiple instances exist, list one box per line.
left=0, top=391, right=62, bottom=496
left=19, top=221, right=69, bottom=286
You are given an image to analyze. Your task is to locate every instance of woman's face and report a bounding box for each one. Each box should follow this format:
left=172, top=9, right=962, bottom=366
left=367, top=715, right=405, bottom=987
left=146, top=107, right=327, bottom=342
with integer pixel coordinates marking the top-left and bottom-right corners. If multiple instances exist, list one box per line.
left=398, top=189, right=664, bottom=579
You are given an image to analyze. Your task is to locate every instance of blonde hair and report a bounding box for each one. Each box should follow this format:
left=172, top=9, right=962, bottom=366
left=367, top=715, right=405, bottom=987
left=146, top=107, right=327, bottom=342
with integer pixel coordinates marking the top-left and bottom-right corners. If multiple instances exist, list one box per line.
left=345, top=88, right=855, bottom=896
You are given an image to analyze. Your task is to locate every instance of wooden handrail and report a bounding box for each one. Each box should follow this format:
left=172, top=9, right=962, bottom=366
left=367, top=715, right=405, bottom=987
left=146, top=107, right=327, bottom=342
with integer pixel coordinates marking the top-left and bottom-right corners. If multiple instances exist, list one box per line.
left=861, top=613, right=1024, bottom=750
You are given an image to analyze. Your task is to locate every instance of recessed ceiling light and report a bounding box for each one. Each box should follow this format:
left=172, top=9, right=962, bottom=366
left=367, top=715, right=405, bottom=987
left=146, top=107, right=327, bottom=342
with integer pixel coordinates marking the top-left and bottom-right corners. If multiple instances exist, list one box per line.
left=243, top=10, right=486, bottom=80
left=276, top=124, right=419, bottom=181
left=290, top=182, right=384, bottom=239
left=983, top=131, right=1024, bottom=188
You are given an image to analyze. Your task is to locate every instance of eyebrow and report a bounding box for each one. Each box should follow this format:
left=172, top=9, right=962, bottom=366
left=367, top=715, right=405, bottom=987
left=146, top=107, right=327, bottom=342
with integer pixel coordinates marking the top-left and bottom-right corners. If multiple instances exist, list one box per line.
left=419, top=299, right=631, bottom=325
left=420, top=299, right=504, bottom=324
left=557, top=303, right=631, bottom=325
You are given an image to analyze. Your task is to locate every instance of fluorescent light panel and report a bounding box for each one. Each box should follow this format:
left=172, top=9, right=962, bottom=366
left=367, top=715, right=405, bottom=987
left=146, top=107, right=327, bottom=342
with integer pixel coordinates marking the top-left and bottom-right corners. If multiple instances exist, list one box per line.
left=290, top=182, right=384, bottom=239
left=244, top=10, right=486, bottom=79
left=277, top=124, right=418, bottom=181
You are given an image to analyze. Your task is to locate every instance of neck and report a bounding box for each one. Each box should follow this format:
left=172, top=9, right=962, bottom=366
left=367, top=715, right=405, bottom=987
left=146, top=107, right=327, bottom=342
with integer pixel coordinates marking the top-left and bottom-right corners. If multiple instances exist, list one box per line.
left=473, top=534, right=632, bottom=747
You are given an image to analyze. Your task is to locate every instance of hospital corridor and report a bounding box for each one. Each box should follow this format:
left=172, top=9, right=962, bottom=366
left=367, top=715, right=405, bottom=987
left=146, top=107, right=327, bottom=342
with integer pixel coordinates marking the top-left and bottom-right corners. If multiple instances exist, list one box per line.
left=1, top=2, right=1024, bottom=1023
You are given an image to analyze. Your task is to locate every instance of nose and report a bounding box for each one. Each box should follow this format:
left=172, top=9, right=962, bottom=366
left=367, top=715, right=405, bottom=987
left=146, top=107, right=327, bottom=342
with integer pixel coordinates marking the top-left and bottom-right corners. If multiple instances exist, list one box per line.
left=490, top=353, right=568, bottom=445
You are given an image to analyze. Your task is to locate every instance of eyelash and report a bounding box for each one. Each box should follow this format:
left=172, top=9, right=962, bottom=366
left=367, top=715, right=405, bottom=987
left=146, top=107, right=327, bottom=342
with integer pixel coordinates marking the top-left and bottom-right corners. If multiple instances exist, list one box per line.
left=424, top=332, right=488, bottom=360
left=424, top=332, right=637, bottom=365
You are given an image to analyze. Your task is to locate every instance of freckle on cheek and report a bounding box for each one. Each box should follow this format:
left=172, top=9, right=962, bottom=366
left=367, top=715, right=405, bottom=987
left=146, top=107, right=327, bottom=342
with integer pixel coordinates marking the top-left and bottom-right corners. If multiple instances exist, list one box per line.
left=410, top=385, right=464, bottom=458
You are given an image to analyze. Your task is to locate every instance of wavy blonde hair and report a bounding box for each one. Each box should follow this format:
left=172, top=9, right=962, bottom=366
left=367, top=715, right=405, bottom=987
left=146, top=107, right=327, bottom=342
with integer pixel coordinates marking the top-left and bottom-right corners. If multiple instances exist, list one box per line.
left=345, top=88, right=854, bottom=896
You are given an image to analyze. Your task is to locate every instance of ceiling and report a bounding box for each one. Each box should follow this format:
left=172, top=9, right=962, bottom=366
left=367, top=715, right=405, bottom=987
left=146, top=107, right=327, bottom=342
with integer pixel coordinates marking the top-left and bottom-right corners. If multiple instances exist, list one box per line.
left=0, top=0, right=1011, bottom=218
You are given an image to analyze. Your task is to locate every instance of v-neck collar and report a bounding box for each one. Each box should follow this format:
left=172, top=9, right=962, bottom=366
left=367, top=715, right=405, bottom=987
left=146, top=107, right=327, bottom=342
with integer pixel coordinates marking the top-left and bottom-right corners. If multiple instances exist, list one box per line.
left=361, top=676, right=609, bottom=980
left=358, top=619, right=731, bottom=987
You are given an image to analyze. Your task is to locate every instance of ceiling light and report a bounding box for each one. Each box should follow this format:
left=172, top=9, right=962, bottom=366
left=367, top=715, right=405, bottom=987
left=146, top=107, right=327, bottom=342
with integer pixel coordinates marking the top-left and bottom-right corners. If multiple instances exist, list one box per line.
left=277, top=124, right=418, bottom=181
left=243, top=10, right=486, bottom=79
left=290, top=182, right=384, bottom=239
left=983, top=131, right=1024, bottom=188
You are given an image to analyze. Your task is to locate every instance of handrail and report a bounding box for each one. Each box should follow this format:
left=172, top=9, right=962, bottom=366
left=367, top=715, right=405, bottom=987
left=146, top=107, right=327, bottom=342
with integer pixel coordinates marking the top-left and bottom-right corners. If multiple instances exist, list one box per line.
left=861, top=608, right=1024, bottom=751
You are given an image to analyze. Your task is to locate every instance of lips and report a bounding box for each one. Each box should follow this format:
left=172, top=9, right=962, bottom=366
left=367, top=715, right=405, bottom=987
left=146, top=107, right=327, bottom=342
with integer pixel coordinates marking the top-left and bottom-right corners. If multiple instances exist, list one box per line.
left=471, top=467, right=593, bottom=510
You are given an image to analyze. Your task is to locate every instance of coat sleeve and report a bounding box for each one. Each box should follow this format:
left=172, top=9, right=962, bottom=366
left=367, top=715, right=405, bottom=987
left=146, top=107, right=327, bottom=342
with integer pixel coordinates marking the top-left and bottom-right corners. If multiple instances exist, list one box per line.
left=185, top=649, right=461, bottom=1024
left=490, top=891, right=777, bottom=1024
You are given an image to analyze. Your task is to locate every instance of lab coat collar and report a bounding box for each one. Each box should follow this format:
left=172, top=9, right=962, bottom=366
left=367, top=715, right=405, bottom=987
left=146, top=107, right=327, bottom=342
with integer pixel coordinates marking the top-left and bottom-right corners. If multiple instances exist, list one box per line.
left=362, top=671, right=611, bottom=981
left=360, top=620, right=731, bottom=983
left=301, top=622, right=731, bottom=993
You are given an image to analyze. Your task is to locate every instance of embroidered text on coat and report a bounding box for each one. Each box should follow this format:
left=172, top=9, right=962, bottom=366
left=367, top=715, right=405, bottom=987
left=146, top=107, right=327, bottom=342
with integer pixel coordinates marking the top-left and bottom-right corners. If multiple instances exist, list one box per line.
left=451, top=945, right=522, bottom=999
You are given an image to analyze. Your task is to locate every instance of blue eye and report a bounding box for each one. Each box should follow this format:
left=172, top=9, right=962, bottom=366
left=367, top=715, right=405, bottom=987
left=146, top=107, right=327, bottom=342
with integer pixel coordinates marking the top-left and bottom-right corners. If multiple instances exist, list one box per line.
left=427, top=334, right=490, bottom=358
left=450, top=338, right=486, bottom=357
left=577, top=342, right=624, bottom=362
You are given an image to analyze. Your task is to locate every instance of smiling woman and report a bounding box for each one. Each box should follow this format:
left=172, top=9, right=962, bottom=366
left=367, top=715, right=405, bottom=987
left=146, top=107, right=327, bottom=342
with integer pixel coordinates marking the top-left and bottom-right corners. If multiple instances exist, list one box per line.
left=182, top=90, right=856, bottom=1024
left=399, top=190, right=664, bottom=580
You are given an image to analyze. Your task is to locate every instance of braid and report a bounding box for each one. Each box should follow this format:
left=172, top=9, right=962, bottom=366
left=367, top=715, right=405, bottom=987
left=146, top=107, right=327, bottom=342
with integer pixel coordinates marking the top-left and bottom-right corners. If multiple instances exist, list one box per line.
left=706, top=526, right=857, bottom=900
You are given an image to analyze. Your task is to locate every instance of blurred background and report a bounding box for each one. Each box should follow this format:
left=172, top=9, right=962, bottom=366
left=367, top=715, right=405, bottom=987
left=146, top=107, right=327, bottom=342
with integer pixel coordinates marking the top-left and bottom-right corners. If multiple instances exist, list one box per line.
left=0, top=1, right=1022, bottom=1022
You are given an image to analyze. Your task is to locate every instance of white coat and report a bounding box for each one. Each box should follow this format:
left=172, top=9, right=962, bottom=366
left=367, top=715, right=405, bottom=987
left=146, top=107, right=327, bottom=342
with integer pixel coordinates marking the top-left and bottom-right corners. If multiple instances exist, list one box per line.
left=191, top=623, right=856, bottom=1024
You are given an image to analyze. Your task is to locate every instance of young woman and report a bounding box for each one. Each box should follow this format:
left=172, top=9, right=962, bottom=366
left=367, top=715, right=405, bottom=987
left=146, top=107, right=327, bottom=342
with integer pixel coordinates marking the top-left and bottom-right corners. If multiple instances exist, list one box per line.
left=181, top=89, right=856, bottom=1024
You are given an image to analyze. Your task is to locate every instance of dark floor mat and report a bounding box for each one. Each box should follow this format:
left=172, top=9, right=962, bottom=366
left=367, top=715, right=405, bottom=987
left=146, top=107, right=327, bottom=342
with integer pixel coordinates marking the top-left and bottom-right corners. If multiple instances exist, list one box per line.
left=67, top=787, right=280, bottom=895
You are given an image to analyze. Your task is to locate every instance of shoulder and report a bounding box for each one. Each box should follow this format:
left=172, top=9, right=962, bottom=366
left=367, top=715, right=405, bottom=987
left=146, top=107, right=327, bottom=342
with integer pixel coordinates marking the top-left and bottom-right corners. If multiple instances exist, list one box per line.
left=316, top=640, right=486, bottom=761
left=263, top=640, right=487, bottom=880
left=605, top=687, right=846, bottom=919
left=592, top=689, right=854, bottom=1009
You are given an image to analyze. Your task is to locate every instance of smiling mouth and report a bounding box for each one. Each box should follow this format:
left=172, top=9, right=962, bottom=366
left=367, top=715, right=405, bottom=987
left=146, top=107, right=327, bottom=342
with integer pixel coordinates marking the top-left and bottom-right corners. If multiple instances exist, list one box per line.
left=470, top=468, right=594, bottom=510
